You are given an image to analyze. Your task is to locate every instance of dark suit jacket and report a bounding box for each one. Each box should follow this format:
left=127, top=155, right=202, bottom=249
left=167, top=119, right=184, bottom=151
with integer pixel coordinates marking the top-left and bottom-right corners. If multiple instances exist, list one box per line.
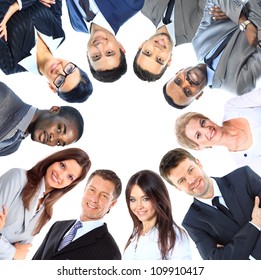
left=182, top=166, right=261, bottom=260
left=192, top=0, right=261, bottom=94
left=141, top=0, right=205, bottom=46
left=66, top=0, right=144, bottom=34
left=0, top=0, right=65, bottom=74
left=0, top=82, right=31, bottom=156
left=32, top=220, right=122, bottom=260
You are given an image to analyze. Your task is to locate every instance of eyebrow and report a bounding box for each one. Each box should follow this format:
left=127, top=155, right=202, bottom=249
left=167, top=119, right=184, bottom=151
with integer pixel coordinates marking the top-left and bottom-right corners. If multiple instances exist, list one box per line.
left=142, top=51, right=164, bottom=66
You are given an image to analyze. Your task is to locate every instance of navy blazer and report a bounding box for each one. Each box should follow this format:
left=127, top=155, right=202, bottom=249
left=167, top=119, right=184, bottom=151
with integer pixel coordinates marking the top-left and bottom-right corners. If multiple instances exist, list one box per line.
left=66, top=0, right=144, bottom=34
left=182, top=166, right=261, bottom=260
left=0, top=0, right=65, bottom=74
left=32, top=220, right=121, bottom=260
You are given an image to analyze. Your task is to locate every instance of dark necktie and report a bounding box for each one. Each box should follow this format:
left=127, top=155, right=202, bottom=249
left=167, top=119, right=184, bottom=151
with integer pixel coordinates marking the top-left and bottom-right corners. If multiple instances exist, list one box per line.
left=204, top=32, right=234, bottom=70
left=163, top=0, right=175, bottom=24
left=212, top=196, right=233, bottom=219
left=78, top=0, right=96, bottom=22
left=58, top=221, right=83, bottom=251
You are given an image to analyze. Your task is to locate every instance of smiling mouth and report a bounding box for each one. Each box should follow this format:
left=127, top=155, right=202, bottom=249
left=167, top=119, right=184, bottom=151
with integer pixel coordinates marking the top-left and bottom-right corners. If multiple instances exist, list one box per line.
left=155, top=39, right=166, bottom=48
left=39, top=131, right=48, bottom=144
left=191, top=179, right=200, bottom=191
left=86, top=202, right=97, bottom=209
left=209, top=128, right=216, bottom=140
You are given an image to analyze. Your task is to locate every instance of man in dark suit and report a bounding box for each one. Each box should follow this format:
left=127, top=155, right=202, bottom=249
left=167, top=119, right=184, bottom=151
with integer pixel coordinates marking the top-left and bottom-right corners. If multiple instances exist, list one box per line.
left=65, top=0, right=144, bottom=82
left=0, top=0, right=92, bottom=103
left=159, top=148, right=261, bottom=260
left=0, top=82, right=84, bottom=156
left=32, top=169, right=122, bottom=260
left=163, top=0, right=261, bottom=109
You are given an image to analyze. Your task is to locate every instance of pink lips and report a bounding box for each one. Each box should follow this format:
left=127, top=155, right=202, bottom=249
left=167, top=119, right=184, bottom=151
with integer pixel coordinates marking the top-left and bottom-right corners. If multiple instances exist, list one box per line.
left=50, top=63, right=59, bottom=74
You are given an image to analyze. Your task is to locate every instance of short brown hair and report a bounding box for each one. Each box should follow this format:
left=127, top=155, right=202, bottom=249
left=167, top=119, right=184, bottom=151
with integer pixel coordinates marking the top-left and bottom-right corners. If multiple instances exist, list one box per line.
left=87, top=169, right=122, bottom=199
left=159, top=148, right=197, bottom=186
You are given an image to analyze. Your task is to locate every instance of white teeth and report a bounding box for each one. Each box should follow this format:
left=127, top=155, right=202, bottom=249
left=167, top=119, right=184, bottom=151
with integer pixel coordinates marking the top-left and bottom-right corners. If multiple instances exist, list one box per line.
left=87, top=203, right=96, bottom=209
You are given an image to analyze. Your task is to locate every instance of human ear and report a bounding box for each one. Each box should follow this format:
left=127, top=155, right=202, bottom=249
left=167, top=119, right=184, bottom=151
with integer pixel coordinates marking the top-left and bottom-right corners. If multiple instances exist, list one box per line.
left=118, top=42, right=126, bottom=54
left=48, top=82, right=57, bottom=93
left=49, top=106, right=61, bottom=113
left=196, top=91, right=204, bottom=100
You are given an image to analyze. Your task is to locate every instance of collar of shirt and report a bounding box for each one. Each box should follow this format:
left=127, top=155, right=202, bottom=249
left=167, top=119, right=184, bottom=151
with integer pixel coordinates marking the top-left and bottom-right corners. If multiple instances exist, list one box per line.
left=74, top=0, right=115, bottom=35
left=196, top=178, right=222, bottom=207
left=157, top=4, right=176, bottom=47
left=73, top=218, right=105, bottom=240
left=18, top=29, right=63, bottom=74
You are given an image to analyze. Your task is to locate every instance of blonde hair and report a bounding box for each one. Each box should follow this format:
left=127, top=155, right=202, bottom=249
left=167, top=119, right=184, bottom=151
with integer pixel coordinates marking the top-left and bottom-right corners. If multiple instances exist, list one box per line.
left=175, top=112, right=209, bottom=149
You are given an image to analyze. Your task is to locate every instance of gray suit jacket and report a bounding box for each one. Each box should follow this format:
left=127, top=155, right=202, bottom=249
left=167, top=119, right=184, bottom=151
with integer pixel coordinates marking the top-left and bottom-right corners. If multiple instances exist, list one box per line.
left=0, top=82, right=31, bottom=156
left=192, top=0, right=261, bottom=94
left=141, top=0, right=205, bottom=45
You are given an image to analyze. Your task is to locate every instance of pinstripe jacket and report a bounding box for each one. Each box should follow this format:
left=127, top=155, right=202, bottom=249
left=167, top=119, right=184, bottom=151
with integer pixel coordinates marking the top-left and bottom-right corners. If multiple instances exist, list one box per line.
left=32, top=221, right=121, bottom=260
left=0, top=0, right=65, bottom=74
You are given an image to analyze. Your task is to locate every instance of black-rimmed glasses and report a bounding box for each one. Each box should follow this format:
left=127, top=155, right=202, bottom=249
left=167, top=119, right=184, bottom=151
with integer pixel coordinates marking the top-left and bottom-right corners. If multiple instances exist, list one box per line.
left=53, top=62, right=77, bottom=89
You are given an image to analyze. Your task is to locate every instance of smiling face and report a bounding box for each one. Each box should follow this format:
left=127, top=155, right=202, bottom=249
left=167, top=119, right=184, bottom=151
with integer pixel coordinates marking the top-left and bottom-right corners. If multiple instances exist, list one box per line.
left=30, top=108, right=79, bottom=147
left=165, top=64, right=207, bottom=107
left=43, top=59, right=81, bottom=93
left=87, top=28, right=124, bottom=71
left=80, top=175, right=117, bottom=221
left=168, top=158, right=213, bottom=199
left=185, top=118, right=222, bottom=149
left=136, top=32, right=173, bottom=75
left=129, top=184, right=157, bottom=224
left=44, top=159, right=82, bottom=193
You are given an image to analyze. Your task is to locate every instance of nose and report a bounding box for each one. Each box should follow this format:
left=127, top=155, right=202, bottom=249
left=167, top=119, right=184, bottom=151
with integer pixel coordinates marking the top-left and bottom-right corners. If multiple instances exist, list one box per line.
left=48, top=132, right=59, bottom=146
left=136, top=200, right=144, bottom=209
left=186, top=175, right=194, bottom=185
left=185, top=75, right=193, bottom=86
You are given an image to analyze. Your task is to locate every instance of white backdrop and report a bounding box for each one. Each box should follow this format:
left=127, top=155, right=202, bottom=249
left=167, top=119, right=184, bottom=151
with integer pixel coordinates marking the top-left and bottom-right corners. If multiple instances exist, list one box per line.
left=0, top=6, right=238, bottom=260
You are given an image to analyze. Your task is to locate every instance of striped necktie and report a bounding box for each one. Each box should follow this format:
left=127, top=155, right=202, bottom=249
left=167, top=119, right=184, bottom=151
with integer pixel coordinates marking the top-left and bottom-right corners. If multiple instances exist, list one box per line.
left=58, top=221, right=83, bottom=251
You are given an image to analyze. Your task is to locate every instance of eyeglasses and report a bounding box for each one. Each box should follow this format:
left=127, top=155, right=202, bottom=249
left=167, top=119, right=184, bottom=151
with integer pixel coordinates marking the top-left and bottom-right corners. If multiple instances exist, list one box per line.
left=53, top=62, right=77, bottom=89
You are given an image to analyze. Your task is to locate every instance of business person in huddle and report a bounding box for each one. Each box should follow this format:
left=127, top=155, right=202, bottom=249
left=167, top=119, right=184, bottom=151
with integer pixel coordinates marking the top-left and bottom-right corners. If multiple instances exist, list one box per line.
left=0, top=0, right=92, bottom=103
left=33, top=169, right=122, bottom=260
left=0, top=82, right=84, bottom=156
left=123, top=169, right=191, bottom=260
left=65, top=0, right=144, bottom=82
left=159, top=148, right=261, bottom=260
left=175, top=87, right=261, bottom=175
left=0, top=148, right=91, bottom=260
left=163, top=0, right=261, bottom=109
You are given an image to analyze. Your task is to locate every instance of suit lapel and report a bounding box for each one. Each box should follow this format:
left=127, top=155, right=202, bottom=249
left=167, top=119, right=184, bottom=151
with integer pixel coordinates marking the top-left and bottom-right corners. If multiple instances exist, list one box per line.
left=55, top=223, right=107, bottom=255
left=193, top=198, right=239, bottom=232
left=215, top=177, right=248, bottom=226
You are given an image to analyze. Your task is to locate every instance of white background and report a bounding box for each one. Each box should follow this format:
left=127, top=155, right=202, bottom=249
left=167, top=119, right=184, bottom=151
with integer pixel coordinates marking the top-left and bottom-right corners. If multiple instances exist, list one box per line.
left=0, top=5, right=239, bottom=261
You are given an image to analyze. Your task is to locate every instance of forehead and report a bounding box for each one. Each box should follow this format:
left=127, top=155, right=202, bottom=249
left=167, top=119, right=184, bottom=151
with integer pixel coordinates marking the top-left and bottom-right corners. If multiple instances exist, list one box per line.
left=130, top=184, right=145, bottom=196
left=165, top=79, right=189, bottom=106
left=87, top=175, right=115, bottom=194
left=168, top=158, right=196, bottom=180
left=137, top=54, right=164, bottom=74
left=185, top=118, right=200, bottom=138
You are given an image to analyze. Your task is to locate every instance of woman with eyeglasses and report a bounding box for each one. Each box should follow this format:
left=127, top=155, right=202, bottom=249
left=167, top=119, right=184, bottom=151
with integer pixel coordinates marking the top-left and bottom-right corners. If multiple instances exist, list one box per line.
left=0, top=147, right=91, bottom=259
left=0, top=0, right=93, bottom=103
left=123, top=169, right=191, bottom=260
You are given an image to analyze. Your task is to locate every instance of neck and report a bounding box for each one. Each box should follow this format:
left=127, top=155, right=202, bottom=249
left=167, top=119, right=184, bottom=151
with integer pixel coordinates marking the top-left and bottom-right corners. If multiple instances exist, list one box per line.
left=222, top=124, right=249, bottom=152
left=141, top=219, right=156, bottom=235
left=36, top=34, right=53, bottom=75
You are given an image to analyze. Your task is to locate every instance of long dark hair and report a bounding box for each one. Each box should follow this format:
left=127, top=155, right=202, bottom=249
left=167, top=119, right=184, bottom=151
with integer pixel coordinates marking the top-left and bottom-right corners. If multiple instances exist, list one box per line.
left=125, top=170, right=185, bottom=259
left=21, top=148, right=91, bottom=235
